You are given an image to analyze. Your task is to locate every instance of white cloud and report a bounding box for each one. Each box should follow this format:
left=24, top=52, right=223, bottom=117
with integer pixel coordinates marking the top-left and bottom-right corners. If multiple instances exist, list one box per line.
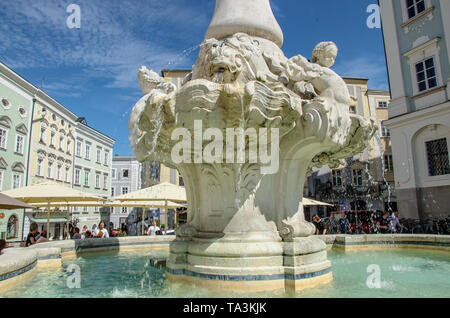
left=0, top=0, right=210, bottom=89
left=333, top=55, right=389, bottom=90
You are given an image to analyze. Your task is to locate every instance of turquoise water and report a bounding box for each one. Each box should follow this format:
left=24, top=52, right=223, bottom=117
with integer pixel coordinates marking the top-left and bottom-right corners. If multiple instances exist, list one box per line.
left=1, top=249, right=449, bottom=298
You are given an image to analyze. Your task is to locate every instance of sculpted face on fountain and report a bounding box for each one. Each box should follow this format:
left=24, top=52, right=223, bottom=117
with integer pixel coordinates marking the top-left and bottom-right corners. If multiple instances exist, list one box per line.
left=192, top=33, right=275, bottom=86
left=312, top=42, right=338, bottom=68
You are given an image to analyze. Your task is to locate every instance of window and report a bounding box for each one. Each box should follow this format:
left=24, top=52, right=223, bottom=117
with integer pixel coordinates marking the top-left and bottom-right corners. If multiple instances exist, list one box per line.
left=104, top=151, right=109, bottom=165
left=112, top=169, right=116, bottom=179
left=384, top=155, right=394, bottom=173
left=1, top=98, right=11, bottom=109
left=426, top=138, right=450, bottom=176
left=84, top=170, right=90, bottom=187
left=94, top=207, right=100, bottom=213
left=122, top=187, right=129, bottom=195
left=95, top=174, right=100, bottom=188
left=65, top=166, right=70, bottom=182
left=37, top=159, right=43, bottom=176
left=59, top=136, right=64, bottom=150
left=50, top=131, right=55, bottom=147
left=170, top=169, right=177, bottom=184
left=76, top=141, right=82, bottom=157
left=349, top=106, right=356, bottom=114
left=0, top=170, right=3, bottom=191
left=67, top=139, right=72, bottom=153
left=85, top=144, right=91, bottom=160
left=380, top=121, right=391, bottom=138
left=122, top=207, right=128, bottom=214
left=15, top=135, right=24, bottom=154
left=416, top=58, right=437, bottom=92
left=57, top=165, right=62, bottom=181
left=18, top=107, right=27, bottom=118
left=7, top=215, right=18, bottom=239
left=406, top=0, right=426, bottom=19
left=73, top=206, right=79, bottom=212
left=40, top=125, right=46, bottom=143
left=47, top=161, right=53, bottom=179
left=179, top=175, right=184, bottom=187
left=352, top=169, right=363, bottom=186
left=74, top=168, right=81, bottom=185
left=0, top=128, right=7, bottom=149
left=377, top=101, right=388, bottom=109
left=12, top=174, right=21, bottom=189
left=111, top=187, right=115, bottom=197
left=122, top=169, right=129, bottom=178
left=83, top=206, right=88, bottom=213
left=103, top=174, right=108, bottom=189
left=96, top=148, right=102, bottom=163
left=149, top=162, right=160, bottom=181
left=332, top=170, right=342, bottom=187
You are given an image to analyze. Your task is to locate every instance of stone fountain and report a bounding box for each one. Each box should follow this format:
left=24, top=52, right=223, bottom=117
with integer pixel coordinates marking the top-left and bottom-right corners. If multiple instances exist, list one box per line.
left=129, top=0, right=375, bottom=292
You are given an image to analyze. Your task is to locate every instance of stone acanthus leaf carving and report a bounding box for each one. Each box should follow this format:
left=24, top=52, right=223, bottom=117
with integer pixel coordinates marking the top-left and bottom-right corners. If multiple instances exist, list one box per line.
left=175, top=224, right=197, bottom=239
left=279, top=217, right=316, bottom=241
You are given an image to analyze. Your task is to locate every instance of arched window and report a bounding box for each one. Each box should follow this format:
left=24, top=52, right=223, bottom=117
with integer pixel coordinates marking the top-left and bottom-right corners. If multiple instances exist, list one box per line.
left=7, top=214, right=18, bottom=239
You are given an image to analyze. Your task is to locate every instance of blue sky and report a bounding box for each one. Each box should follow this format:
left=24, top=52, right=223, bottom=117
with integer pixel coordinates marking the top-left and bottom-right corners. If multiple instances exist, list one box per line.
left=0, top=0, right=388, bottom=156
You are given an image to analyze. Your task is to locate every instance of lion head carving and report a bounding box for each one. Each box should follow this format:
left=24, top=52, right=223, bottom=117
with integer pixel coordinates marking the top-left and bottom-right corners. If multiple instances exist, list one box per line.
left=191, top=33, right=275, bottom=86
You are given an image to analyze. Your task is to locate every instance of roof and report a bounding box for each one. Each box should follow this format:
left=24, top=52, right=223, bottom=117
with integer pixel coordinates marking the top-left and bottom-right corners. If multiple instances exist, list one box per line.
left=366, top=89, right=391, bottom=96
left=2, top=181, right=106, bottom=204
left=113, top=182, right=187, bottom=202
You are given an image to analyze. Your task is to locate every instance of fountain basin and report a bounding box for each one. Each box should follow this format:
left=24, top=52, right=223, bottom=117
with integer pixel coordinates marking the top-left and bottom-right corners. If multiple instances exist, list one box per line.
left=1, top=235, right=448, bottom=296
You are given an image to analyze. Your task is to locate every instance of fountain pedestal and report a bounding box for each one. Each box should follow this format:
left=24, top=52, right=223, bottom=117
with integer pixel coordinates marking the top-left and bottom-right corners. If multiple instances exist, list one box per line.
left=129, top=0, right=375, bottom=293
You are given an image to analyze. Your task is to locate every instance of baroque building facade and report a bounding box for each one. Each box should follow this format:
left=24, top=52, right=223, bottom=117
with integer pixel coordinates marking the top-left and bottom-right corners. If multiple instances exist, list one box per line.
left=71, top=118, right=114, bottom=231
left=0, top=61, right=115, bottom=241
left=380, top=0, right=450, bottom=219
left=0, top=62, right=34, bottom=242
left=110, top=155, right=141, bottom=229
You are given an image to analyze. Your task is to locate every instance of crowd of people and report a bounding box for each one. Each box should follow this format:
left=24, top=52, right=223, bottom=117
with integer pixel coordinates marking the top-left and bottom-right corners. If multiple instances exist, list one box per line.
left=69, top=220, right=110, bottom=240
left=2, top=211, right=447, bottom=255
left=312, top=211, right=410, bottom=235
left=21, top=220, right=111, bottom=248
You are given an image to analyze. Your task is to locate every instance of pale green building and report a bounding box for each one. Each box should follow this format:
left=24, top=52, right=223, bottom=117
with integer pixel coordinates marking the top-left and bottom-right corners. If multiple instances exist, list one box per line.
left=0, top=62, right=34, bottom=242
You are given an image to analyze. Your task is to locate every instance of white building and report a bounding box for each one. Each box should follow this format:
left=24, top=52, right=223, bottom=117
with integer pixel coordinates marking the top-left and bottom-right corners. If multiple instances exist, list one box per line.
left=380, top=0, right=450, bottom=219
left=110, top=156, right=142, bottom=228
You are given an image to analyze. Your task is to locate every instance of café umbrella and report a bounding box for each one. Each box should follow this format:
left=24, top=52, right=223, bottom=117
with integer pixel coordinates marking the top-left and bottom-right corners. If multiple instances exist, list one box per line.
left=0, top=192, right=34, bottom=210
left=106, top=200, right=187, bottom=235
left=303, top=198, right=334, bottom=207
left=113, top=182, right=187, bottom=234
left=3, top=182, right=106, bottom=239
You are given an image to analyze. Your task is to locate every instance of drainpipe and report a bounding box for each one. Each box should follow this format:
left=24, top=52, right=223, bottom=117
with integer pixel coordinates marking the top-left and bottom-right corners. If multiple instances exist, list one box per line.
left=25, top=96, right=37, bottom=186
left=21, top=94, right=37, bottom=240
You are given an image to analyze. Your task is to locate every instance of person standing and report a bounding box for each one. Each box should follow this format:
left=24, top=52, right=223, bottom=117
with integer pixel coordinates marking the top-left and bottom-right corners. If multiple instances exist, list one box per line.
left=92, top=224, right=99, bottom=236
left=390, top=212, right=408, bottom=233
left=0, top=239, right=9, bottom=255
left=378, top=212, right=391, bottom=233
left=72, top=228, right=82, bottom=240
left=326, top=214, right=338, bottom=234
left=313, top=215, right=327, bottom=235
left=96, top=221, right=109, bottom=239
left=147, top=221, right=160, bottom=236
left=338, top=214, right=350, bottom=234
left=26, top=223, right=39, bottom=247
